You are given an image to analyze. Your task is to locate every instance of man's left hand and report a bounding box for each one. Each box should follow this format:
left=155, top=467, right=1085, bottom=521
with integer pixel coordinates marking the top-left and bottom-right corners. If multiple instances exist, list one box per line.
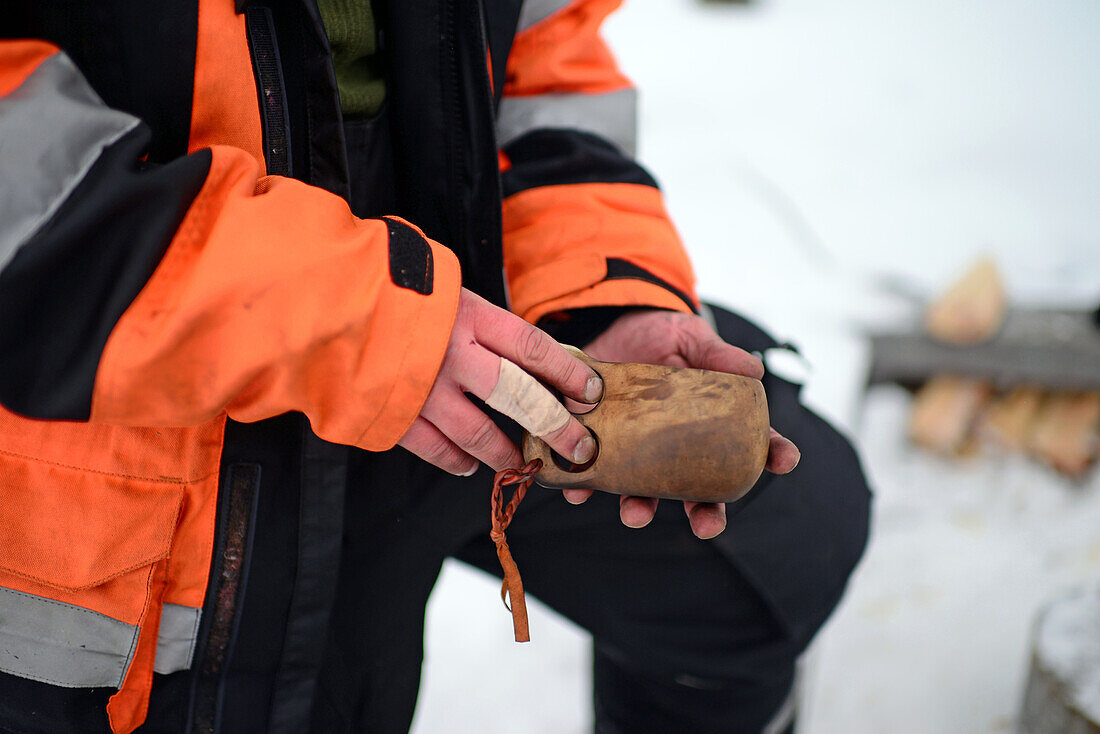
left=563, top=309, right=801, bottom=540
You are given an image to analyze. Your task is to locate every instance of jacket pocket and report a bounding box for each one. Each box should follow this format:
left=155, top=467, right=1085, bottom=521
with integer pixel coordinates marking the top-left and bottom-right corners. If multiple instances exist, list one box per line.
left=0, top=415, right=197, bottom=689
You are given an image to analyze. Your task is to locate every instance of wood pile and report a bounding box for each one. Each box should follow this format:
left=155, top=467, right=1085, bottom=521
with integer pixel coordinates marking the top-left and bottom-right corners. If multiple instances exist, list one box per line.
left=906, top=260, right=1100, bottom=478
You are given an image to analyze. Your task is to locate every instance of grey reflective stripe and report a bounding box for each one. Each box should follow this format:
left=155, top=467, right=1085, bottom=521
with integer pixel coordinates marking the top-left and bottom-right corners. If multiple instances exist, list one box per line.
left=154, top=603, right=202, bottom=675
left=0, top=52, right=140, bottom=275
left=0, top=586, right=138, bottom=689
left=497, top=88, right=637, bottom=157
left=517, top=0, right=574, bottom=31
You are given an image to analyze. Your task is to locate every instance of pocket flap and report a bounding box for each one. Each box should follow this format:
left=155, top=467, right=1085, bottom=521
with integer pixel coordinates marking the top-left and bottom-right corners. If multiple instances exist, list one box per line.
left=0, top=451, right=185, bottom=591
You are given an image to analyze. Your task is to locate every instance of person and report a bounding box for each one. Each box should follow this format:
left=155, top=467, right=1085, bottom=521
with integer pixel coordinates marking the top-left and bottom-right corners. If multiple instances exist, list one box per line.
left=0, top=1, right=870, bottom=732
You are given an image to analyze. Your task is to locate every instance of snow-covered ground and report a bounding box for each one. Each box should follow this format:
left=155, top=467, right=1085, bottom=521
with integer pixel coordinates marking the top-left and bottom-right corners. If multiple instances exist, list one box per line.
left=807, top=388, right=1100, bottom=734
left=411, top=1, right=1100, bottom=731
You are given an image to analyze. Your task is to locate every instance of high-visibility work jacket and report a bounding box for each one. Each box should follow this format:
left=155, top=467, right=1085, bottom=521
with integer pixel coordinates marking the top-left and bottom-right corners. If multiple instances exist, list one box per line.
left=0, top=1, right=697, bottom=731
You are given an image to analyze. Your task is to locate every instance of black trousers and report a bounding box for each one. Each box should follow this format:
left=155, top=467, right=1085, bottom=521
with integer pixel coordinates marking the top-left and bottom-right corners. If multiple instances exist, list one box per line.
left=307, top=446, right=796, bottom=734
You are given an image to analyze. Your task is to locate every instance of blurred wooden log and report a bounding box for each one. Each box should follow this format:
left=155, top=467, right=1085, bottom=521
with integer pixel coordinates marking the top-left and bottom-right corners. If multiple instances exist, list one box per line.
left=1028, top=392, right=1100, bottom=477
left=980, top=386, right=1045, bottom=451
left=925, top=258, right=1006, bottom=345
left=909, top=376, right=992, bottom=454
left=1019, top=588, right=1100, bottom=734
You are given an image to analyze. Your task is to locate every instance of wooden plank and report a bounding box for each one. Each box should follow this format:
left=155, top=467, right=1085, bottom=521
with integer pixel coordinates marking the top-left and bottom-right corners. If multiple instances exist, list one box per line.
left=869, top=308, right=1100, bottom=391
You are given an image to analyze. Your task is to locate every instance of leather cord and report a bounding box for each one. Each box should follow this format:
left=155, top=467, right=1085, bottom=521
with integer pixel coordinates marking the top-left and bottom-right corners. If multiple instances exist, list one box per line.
left=489, top=458, right=542, bottom=643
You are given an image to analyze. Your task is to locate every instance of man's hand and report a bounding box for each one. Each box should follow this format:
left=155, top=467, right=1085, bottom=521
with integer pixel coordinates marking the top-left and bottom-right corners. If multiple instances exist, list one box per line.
left=563, top=309, right=801, bottom=540
left=399, top=289, right=603, bottom=475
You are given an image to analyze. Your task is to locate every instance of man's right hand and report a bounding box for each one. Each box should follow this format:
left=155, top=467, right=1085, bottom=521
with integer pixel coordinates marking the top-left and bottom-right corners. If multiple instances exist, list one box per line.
left=398, top=289, right=603, bottom=475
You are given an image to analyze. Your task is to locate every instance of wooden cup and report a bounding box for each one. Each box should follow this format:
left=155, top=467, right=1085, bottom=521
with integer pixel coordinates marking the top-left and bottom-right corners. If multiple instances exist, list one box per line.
left=522, top=353, right=770, bottom=503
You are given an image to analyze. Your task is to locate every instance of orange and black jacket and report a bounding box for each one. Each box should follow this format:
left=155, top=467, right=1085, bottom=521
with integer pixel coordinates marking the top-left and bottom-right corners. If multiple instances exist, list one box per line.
left=0, top=1, right=697, bottom=731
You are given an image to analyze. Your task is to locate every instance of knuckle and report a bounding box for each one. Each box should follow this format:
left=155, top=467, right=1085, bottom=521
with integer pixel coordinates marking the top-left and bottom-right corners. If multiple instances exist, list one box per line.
left=518, top=327, right=550, bottom=365
left=481, top=308, right=509, bottom=337
left=553, top=356, right=583, bottom=393
left=673, top=324, right=695, bottom=354
left=403, top=427, right=466, bottom=473
left=462, top=417, right=499, bottom=454
left=425, top=436, right=461, bottom=465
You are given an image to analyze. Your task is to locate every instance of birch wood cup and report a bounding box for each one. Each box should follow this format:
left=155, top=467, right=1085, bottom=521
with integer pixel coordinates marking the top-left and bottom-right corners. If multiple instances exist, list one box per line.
left=521, top=351, right=770, bottom=503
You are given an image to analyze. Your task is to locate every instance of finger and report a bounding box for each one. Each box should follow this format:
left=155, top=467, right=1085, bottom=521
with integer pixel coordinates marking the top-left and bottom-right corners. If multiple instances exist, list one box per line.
left=562, top=488, right=593, bottom=505
left=466, top=351, right=596, bottom=466
left=473, top=299, right=603, bottom=404
left=619, top=495, right=659, bottom=529
left=677, top=320, right=764, bottom=379
left=683, top=501, right=727, bottom=539
left=536, top=405, right=598, bottom=467
left=562, top=394, right=598, bottom=415
left=421, top=394, right=523, bottom=472
left=765, top=428, right=801, bottom=474
left=398, top=417, right=480, bottom=476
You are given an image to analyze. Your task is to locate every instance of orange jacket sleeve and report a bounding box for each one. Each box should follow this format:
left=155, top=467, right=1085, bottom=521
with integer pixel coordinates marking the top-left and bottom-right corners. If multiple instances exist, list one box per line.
left=498, top=0, right=699, bottom=327
left=0, top=41, right=460, bottom=451
left=92, top=149, right=461, bottom=451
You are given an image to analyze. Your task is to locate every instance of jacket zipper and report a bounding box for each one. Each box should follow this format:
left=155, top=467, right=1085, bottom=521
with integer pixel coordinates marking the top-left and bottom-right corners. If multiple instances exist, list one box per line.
left=442, top=0, right=507, bottom=306
left=443, top=0, right=470, bottom=276
left=245, top=5, right=293, bottom=177
left=186, top=11, right=291, bottom=732
left=186, top=462, right=262, bottom=734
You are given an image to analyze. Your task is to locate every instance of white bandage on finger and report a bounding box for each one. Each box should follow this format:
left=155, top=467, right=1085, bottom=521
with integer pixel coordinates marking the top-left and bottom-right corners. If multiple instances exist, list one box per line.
left=486, top=358, right=572, bottom=437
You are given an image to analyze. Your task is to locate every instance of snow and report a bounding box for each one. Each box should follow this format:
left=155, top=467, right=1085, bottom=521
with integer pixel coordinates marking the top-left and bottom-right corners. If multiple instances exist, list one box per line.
left=411, top=2, right=1100, bottom=732
left=808, top=387, right=1100, bottom=733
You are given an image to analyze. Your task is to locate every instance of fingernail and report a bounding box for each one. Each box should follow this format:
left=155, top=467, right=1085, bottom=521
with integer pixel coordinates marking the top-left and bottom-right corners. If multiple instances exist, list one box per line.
left=459, top=463, right=479, bottom=477
left=690, top=506, right=726, bottom=539
left=584, top=375, right=604, bottom=403
left=564, top=492, right=586, bottom=505
left=573, top=435, right=597, bottom=464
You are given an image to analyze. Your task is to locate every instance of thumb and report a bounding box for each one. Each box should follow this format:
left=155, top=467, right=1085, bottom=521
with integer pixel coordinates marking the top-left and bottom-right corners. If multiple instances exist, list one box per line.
left=678, top=323, right=764, bottom=378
